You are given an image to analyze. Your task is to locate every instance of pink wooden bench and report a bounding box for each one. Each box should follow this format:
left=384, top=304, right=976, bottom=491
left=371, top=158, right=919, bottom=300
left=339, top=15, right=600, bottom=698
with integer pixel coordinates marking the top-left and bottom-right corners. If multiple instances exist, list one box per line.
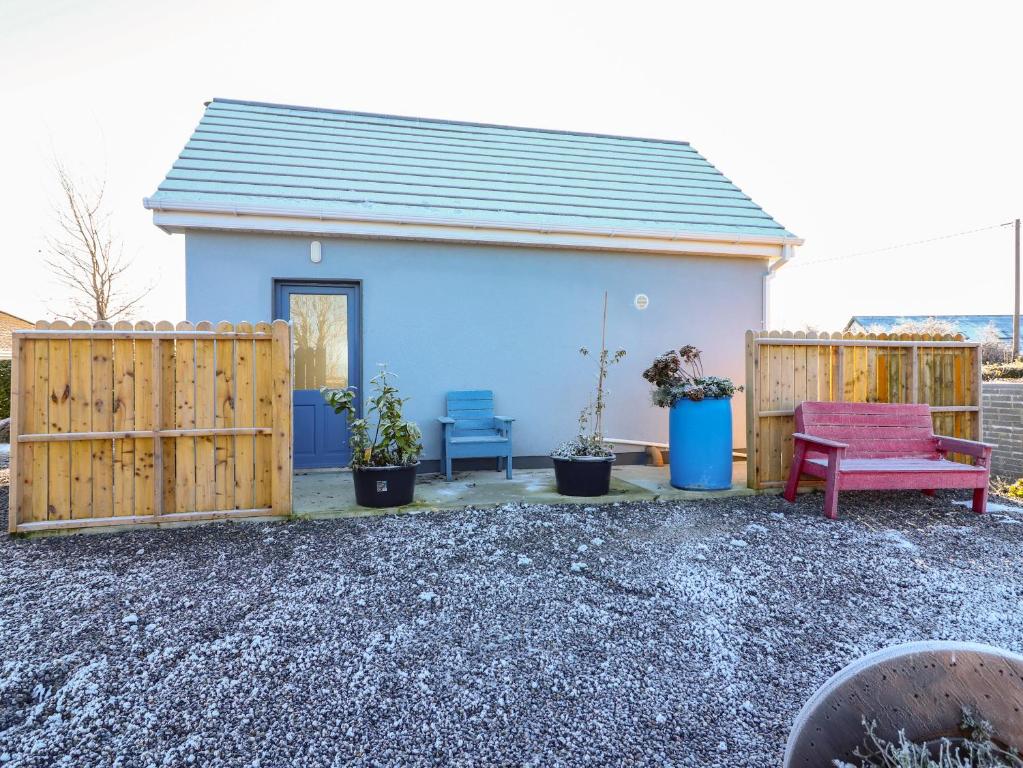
left=782, top=402, right=994, bottom=519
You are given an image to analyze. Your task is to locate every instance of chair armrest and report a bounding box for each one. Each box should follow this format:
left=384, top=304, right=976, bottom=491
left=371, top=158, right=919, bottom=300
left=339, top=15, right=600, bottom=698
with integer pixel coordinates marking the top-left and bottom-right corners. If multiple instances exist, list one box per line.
left=493, top=416, right=515, bottom=423
left=793, top=432, right=849, bottom=451
left=936, top=435, right=995, bottom=458
left=438, top=417, right=455, bottom=424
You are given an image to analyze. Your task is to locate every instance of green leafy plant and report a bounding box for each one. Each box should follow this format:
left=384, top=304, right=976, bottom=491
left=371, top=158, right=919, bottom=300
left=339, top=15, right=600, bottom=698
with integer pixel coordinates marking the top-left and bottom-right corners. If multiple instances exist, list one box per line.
left=642, top=345, right=741, bottom=406
left=0, top=359, right=10, bottom=420
left=835, top=709, right=1023, bottom=767
left=322, top=366, right=422, bottom=469
left=551, top=292, right=625, bottom=459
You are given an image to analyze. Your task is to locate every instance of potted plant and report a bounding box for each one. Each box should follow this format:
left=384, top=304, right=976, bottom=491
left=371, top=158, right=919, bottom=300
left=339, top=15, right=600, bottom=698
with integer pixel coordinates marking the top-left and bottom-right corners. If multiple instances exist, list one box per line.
left=642, top=346, right=741, bottom=490
left=322, top=366, right=423, bottom=508
left=551, top=293, right=626, bottom=497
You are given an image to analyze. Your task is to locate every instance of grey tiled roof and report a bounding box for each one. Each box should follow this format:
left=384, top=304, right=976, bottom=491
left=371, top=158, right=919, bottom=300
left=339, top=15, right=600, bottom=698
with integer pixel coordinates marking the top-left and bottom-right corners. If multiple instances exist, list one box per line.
left=148, top=98, right=796, bottom=240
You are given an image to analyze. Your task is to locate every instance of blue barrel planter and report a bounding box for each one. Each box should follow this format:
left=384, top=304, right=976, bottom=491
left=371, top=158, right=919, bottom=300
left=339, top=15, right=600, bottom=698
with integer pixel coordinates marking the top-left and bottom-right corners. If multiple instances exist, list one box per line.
left=668, top=397, right=733, bottom=490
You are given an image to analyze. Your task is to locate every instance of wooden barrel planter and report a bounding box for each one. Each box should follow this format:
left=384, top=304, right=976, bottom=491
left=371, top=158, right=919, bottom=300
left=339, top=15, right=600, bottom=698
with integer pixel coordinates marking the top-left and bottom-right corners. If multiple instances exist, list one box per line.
left=784, top=641, right=1023, bottom=766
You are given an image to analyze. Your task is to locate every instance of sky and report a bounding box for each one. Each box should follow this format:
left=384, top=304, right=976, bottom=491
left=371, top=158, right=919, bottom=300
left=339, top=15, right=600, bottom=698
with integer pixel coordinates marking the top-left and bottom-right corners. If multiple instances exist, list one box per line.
left=1, top=0, right=1021, bottom=330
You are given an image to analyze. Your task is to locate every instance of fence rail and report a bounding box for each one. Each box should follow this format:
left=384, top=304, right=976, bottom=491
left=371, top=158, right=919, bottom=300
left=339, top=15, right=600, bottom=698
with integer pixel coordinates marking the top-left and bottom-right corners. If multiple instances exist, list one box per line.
left=745, top=330, right=981, bottom=490
left=8, top=319, right=293, bottom=534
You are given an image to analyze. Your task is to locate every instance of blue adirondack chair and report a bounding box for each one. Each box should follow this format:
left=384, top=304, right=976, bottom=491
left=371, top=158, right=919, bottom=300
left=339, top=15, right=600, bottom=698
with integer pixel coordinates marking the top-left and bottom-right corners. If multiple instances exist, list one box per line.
left=439, top=390, right=514, bottom=481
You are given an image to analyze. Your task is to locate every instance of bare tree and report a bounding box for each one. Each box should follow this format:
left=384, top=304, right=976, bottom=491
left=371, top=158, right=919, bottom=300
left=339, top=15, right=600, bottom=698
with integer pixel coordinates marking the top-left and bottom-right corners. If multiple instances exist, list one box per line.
left=980, top=322, right=1013, bottom=363
left=889, top=317, right=958, bottom=336
left=45, top=163, right=152, bottom=321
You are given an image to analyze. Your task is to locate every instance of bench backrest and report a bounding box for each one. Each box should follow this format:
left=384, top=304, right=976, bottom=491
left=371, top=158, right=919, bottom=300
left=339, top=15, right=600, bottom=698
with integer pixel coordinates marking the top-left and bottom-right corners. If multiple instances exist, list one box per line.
left=446, top=390, right=496, bottom=437
left=795, top=402, right=939, bottom=459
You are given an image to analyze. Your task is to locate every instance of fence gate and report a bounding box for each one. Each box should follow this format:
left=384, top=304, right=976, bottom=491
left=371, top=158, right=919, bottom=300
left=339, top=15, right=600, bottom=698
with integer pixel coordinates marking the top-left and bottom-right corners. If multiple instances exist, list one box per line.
left=8, top=320, right=292, bottom=534
left=745, top=330, right=981, bottom=490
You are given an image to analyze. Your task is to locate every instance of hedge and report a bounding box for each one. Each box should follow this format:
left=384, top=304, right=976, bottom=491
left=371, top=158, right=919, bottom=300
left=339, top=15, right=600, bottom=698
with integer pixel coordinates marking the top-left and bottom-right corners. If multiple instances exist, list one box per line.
left=0, top=359, right=9, bottom=420
left=983, top=360, right=1023, bottom=381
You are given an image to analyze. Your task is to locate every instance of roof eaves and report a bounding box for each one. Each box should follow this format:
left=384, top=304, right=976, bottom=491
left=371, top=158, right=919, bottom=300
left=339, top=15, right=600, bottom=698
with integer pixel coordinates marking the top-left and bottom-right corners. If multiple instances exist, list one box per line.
left=143, top=196, right=803, bottom=247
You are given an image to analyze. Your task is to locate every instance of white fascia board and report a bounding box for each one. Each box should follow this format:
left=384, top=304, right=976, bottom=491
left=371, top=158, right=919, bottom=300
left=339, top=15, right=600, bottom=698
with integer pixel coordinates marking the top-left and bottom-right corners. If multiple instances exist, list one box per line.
left=145, top=199, right=803, bottom=260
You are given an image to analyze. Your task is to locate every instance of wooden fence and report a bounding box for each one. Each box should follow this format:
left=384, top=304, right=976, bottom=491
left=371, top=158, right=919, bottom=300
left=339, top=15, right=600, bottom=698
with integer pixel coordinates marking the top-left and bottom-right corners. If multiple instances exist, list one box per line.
left=745, top=330, right=981, bottom=490
left=8, top=320, right=292, bottom=534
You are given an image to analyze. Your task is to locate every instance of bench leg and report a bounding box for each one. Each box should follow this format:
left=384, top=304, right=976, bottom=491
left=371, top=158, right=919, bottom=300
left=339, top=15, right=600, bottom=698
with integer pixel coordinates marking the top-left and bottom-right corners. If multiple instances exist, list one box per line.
left=444, top=455, right=453, bottom=482
left=823, top=477, right=840, bottom=520
left=783, top=443, right=806, bottom=503
left=922, top=489, right=935, bottom=497
left=506, top=453, right=513, bottom=480
left=821, top=457, right=842, bottom=520
left=972, top=485, right=988, bottom=514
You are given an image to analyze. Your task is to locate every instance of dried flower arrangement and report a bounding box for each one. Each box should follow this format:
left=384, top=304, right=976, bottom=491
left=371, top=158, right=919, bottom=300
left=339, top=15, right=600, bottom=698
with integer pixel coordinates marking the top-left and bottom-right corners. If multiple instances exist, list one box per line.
left=642, top=345, right=741, bottom=407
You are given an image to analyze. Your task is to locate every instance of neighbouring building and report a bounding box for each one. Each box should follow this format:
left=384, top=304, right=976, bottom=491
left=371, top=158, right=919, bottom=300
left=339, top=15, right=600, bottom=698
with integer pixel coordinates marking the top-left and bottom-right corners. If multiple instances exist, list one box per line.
left=845, top=314, right=1020, bottom=341
left=0, top=310, right=33, bottom=360
left=145, top=98, right=801, bottom=470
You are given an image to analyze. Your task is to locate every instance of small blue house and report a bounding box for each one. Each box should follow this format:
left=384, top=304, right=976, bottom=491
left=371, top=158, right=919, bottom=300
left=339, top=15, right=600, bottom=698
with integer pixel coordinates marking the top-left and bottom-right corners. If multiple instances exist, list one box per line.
left=145, top=98, right=800, bottom=471
left=846, top=315, right=1019, bottom=341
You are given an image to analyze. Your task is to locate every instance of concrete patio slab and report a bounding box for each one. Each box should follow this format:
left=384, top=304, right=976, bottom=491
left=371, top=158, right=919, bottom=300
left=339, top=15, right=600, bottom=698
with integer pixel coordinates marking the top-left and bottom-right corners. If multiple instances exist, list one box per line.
left=293, top=461, right=754, bottom=517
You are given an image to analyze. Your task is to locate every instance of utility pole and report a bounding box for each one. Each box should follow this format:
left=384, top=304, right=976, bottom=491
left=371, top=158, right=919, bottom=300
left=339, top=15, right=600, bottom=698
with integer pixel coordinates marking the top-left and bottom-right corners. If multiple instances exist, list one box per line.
left=1015, top=218, right=1021, bottom=360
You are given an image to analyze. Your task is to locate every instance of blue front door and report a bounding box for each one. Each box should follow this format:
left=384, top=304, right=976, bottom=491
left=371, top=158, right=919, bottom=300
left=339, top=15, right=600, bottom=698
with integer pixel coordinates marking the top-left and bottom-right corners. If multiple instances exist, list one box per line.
left=275, top=281, right=361, bottom=469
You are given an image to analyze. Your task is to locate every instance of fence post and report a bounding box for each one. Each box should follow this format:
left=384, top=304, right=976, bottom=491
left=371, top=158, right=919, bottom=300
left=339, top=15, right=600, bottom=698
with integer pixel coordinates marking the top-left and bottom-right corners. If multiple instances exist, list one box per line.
left=745, top=330, right=757, bottom=489
left=270, top=320, right=293, bottom=516
left=974, top=343, right=983, bottom=440
left=8, top=334, right=21, bottom=533
left=835, top=346, right=845, bottom=402
left=910, top=346, right=919, bottom=403
left=152, top=337, right=163, bottom=518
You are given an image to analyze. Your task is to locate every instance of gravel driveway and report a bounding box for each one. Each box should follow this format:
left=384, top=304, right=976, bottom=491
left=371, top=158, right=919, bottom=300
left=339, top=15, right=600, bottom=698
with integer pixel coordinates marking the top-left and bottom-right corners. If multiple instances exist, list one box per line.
left=2, top=480, right=1023, bottom=767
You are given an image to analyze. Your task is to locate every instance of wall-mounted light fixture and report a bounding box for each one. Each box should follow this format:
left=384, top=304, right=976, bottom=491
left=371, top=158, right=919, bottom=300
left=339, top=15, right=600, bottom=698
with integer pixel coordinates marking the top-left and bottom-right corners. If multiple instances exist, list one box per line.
left=634, top=293, right=649, bottom=310
left=310, top=240, right=322, bottom=264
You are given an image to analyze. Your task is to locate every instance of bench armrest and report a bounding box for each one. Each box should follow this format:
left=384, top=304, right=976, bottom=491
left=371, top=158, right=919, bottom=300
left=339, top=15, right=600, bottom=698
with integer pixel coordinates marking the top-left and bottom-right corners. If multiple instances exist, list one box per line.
left=438, top=416, right=455, bottom=425
left=936, top=435, right=995, bottom=459
left=793, top=432, right=849, bottom=451
left=493, top=416, right=515, bottom=423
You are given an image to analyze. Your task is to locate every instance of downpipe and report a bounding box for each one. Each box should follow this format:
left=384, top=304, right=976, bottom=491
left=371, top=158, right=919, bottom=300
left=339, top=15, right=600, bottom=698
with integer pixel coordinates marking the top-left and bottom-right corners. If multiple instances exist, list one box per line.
left=763, top=243, right=794, bottom=329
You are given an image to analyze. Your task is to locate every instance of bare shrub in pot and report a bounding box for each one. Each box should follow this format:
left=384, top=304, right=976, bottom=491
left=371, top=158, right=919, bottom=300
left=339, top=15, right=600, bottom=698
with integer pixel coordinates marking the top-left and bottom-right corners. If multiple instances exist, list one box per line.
left=551, top=292, right=626, bottom=496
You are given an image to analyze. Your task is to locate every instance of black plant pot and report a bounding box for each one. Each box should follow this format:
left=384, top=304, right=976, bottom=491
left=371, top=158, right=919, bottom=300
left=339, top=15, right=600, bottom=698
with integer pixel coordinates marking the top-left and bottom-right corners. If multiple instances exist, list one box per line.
left=552, top=455, right=615, bottom=497
left=352, top=463, right=419, bottom=508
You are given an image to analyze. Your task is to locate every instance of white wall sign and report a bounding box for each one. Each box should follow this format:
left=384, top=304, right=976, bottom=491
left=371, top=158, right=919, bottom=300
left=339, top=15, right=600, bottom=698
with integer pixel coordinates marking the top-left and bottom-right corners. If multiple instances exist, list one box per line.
left=634, top=293, right=650, bottom=310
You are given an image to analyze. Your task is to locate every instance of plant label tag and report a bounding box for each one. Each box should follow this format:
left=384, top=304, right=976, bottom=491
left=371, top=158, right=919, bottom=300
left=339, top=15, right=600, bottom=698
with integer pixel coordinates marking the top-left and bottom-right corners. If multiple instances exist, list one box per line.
left=376, top=480, right=388, bottom=492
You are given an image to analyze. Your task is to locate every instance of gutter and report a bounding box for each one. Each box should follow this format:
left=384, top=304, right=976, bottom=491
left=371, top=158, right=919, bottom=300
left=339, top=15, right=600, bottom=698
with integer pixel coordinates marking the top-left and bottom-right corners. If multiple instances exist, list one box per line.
left=142, top=197, right=804, bottom=250
left=762, top=242, right=794, bottom=329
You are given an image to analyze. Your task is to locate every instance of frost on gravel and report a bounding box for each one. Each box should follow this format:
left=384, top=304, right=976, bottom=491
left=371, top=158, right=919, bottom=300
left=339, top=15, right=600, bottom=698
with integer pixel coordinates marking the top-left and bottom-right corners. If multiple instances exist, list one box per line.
left=1, top=485, right=1023, bottom=767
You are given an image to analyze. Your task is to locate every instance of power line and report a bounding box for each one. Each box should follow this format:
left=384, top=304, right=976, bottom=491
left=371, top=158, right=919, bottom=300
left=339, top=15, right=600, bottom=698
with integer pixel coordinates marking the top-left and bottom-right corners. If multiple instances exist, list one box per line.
left=787, top=221, right=1014, bottom=269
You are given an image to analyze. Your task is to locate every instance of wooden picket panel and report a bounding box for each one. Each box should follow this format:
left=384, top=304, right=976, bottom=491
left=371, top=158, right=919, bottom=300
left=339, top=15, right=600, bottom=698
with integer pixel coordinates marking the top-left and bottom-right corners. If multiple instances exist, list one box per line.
left=112, top=320, right=135, bottom=516
left=47, top=322, right=72, bottom=521
left=157, top=320, right=177, bottom=514
left=134, top=321, right=156, bottom=517
left=91, top=321, right=114, bottom=518
left=214, top=321, right=236, bottom=512
left=174, top=321, right=197, bottom=514
left=8, top=320, right=292, bottom=534
left=253, top=321, right=273, bottom=510
left=234, top=321, right=255, bottom=510
left=69, top=321, right=93, bottom=520
left=194, top=320, right=216, bottom=512
left=271, top=319, right=293, bottom=515
left=745, top=330, right=981, bottom=489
